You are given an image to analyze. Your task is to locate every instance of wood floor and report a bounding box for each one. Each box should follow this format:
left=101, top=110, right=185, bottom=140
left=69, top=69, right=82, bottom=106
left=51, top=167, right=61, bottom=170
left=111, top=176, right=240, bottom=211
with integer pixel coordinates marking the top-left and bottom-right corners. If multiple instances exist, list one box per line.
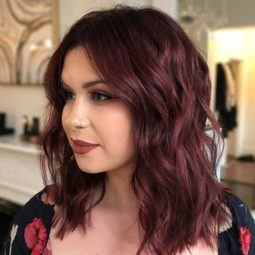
left=220, top=159, right=255, bottom=209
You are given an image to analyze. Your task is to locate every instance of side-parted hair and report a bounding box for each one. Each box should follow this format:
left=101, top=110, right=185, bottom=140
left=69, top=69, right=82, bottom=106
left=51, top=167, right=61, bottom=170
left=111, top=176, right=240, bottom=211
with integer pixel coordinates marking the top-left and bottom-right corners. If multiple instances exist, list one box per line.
left=41, top=5, right=228, bottom=255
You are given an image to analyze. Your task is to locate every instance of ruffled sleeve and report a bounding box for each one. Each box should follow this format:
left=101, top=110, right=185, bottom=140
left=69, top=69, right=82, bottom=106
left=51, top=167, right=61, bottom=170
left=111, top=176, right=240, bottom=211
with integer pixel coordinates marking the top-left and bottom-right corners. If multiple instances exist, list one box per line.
left=219, top=192, right=255, bottom=255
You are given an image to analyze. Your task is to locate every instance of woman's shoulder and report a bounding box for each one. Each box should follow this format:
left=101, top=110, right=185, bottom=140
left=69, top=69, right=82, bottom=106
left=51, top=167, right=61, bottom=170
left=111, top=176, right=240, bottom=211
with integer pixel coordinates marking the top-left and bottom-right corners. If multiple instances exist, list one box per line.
left=219, top=191, right=255, bottom=255
left=1, top=185, right=56, bottom=255
left=14, top=185, right=56, bottom=223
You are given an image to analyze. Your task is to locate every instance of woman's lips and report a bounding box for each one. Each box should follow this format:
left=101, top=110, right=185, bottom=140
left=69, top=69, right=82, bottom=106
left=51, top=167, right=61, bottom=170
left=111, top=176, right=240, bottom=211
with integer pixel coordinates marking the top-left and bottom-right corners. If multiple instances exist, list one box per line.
left=72, top=140, right=99, bottom=154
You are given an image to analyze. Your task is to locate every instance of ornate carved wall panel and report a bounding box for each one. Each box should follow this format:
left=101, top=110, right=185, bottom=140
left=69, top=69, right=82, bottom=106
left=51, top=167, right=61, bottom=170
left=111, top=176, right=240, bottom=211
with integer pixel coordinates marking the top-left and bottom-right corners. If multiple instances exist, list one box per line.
left=0, top=0, right=58, bottom=85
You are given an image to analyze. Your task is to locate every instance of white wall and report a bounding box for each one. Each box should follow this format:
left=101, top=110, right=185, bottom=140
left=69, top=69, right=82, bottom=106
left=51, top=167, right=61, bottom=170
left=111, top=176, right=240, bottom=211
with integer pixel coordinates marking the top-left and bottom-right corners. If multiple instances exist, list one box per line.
left=59, top=0, right=177, bottom=37
left=208, top=27, right=255, bottom=156
left=59, top=0, right=120, bottom=37
left=177, top=0, right=255, bottom=58
left=0, top=85, right=46, bottom=136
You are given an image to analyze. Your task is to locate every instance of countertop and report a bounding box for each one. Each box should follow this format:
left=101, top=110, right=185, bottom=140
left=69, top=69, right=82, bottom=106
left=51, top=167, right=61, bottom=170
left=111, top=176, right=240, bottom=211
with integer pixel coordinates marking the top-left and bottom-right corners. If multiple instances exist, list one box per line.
left=0, top=135, right=40, bottom=155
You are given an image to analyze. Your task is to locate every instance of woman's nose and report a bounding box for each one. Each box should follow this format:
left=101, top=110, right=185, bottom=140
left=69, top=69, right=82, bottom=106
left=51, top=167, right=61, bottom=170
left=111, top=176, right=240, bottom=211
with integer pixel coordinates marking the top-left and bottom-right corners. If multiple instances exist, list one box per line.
left=71, top=117, right=89, bottom=128
left=69, top=99, right=90, bottom=129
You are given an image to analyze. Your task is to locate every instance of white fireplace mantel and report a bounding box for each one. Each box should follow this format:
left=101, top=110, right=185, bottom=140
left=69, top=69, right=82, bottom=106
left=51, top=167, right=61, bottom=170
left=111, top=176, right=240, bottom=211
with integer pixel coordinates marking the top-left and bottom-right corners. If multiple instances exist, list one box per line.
left=0, top=135, right=44, bottom=205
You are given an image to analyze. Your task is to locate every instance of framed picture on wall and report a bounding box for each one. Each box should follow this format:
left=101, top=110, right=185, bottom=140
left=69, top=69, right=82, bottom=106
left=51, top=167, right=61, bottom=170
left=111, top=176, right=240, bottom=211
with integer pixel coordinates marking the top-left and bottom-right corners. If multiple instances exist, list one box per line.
left=0, top=0, right=59, bottom=86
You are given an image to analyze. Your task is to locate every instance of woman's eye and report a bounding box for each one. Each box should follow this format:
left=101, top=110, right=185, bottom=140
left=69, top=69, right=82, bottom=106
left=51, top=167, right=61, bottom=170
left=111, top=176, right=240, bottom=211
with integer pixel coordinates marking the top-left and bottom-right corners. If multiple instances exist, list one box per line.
left=91, top=92, right=113, bottom=101
left=61, top=86, right=113, bottom=102
left=61, top=87, right=75, bottom=101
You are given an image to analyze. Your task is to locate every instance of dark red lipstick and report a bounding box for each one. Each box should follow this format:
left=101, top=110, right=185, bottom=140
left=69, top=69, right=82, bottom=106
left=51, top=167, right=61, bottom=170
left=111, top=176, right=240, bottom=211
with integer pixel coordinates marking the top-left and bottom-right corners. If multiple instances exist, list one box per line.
left=71, top=139, right=99, bottom=154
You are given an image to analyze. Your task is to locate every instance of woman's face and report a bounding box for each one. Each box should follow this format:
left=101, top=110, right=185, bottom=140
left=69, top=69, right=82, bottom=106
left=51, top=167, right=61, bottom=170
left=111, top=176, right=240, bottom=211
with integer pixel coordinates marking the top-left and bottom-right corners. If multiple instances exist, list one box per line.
left=61, top=47, right=137, bottom=175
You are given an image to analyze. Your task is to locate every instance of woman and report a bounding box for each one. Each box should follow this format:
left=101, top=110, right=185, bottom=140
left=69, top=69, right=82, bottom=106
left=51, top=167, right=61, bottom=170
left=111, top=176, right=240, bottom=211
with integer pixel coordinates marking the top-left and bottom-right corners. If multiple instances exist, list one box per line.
left=2, top=5, right=255, bottom=255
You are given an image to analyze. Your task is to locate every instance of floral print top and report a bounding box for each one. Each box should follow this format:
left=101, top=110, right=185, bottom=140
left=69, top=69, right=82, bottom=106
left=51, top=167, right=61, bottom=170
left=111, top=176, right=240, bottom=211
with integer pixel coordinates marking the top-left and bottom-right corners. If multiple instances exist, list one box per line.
left=1, top=185, right=255, bottom=255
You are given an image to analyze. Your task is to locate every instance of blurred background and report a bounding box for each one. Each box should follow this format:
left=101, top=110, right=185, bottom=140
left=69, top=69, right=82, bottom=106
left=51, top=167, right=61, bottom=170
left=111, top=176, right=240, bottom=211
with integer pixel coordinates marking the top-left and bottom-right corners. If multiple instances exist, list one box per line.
left=0, top=0, right=254, bottom=250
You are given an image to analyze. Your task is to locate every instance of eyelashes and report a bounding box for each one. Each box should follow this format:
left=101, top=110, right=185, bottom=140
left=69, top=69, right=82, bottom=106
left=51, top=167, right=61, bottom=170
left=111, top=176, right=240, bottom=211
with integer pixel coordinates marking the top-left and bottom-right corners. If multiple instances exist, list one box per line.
left=91, top=91, right=113, bottom=101
left=61, top=87, right=74, bottom=101
left=61, top=87, right=114, bottom=102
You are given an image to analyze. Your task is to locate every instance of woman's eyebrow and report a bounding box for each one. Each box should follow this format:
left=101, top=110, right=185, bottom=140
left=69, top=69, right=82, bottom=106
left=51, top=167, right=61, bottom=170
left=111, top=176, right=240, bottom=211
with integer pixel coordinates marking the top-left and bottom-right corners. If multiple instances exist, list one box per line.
left=60, top=78, right=106, bottom=90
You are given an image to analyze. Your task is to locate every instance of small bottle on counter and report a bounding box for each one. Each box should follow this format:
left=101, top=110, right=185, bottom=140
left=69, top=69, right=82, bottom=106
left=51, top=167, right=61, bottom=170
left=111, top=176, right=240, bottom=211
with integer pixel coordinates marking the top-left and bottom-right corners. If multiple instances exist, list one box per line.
left=30, top=117, right=40, bottom=136
left=22, top=115, right=30, bottom=136
left=0, top=112, right=5, bottom=130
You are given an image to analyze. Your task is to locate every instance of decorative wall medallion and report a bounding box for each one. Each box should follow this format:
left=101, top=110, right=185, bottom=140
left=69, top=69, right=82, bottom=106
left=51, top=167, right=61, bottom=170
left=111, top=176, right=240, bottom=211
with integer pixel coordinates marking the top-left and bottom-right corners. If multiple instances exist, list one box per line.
left=0, top=0, right=58, bottom=85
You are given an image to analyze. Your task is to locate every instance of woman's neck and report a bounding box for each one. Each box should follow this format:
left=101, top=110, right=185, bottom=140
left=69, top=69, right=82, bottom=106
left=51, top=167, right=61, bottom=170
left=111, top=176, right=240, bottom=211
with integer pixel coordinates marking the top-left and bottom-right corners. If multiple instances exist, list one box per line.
left=102, top=168, right=138, bottom=214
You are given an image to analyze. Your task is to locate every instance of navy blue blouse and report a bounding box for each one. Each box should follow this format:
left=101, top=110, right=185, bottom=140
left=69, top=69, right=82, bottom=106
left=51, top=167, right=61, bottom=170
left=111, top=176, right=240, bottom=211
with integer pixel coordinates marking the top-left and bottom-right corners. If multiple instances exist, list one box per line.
left=1, top=186, right=255, bottom=255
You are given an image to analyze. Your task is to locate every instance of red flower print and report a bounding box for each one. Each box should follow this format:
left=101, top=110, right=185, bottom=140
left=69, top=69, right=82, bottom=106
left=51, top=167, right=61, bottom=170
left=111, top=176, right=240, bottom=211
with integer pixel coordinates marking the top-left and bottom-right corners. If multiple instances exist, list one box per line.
left=24, top=218, right=48, bottom=255
left=239, top=227, right=251, bottom=255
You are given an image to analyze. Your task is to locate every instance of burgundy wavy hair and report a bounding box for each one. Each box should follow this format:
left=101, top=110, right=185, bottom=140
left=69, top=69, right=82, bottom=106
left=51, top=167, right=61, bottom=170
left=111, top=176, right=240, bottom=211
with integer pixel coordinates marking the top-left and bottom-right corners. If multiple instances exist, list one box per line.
left=41, top=5, right=228, bottom=255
